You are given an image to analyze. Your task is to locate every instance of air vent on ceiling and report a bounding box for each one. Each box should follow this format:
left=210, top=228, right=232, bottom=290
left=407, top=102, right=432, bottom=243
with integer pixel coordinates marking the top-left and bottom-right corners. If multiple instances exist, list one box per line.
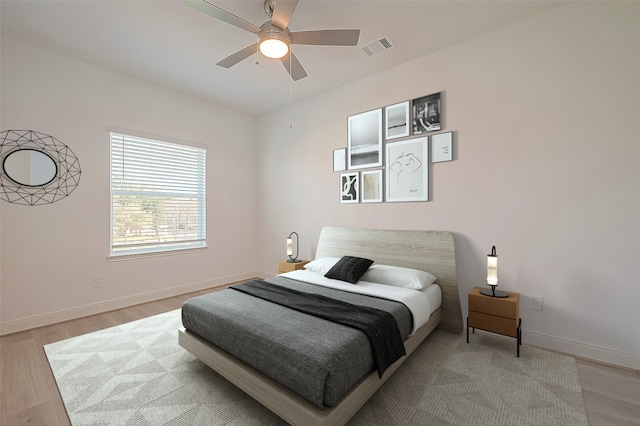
left=361, top=35, right=395, bottom=57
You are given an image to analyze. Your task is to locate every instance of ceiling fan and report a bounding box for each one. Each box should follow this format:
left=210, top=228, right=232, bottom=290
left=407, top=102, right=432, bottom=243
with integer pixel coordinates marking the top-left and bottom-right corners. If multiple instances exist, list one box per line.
left=186, top=0, right=360, bottom=81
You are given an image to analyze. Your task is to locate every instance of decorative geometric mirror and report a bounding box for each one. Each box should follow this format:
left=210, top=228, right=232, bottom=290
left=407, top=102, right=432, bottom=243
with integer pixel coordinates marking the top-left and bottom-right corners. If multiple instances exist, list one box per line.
left=0, top=130, right=81, bottom=206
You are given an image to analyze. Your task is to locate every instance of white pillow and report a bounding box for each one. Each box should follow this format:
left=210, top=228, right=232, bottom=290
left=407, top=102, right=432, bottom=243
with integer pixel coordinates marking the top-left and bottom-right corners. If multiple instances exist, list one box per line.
left=304, top=257, right=340, bottom=275
left=361, top=264, right=437, bottom=290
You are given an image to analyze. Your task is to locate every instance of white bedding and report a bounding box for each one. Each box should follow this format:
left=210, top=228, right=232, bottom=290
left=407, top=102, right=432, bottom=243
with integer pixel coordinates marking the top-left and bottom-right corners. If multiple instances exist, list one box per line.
left=280, top=269, right=442, bottom=333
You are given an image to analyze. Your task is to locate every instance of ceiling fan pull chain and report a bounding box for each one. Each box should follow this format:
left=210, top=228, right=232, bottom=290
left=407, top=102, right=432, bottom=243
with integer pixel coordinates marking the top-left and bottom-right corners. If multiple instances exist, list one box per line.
left=289, top=51, right=294, bottom=128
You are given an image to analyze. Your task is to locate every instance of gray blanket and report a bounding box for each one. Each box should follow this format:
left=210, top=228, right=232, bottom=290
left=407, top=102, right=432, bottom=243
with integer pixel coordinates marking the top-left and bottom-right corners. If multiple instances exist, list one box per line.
left=231, top=280, right=406, bottom=378
left=181, top=276, right=412, bottom=408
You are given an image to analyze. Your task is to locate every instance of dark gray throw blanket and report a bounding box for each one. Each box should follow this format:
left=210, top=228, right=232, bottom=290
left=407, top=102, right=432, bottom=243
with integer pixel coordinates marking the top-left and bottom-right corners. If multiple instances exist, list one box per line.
left=231, top=280, right=406, bottom=378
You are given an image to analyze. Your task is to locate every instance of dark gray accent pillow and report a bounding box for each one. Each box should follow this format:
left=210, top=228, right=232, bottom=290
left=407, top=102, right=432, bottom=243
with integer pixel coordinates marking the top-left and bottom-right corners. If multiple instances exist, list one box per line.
left=324, top=256, right=374, bottom=284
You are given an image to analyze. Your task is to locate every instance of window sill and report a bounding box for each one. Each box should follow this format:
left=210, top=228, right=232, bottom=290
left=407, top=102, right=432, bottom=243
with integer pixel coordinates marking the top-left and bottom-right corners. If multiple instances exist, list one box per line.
left=107, top=246, right=209, bottom=262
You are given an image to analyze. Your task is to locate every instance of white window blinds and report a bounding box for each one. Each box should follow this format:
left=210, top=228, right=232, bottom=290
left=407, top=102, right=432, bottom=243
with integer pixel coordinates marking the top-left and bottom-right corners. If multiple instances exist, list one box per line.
left=110, top=132, right=206, bottom=255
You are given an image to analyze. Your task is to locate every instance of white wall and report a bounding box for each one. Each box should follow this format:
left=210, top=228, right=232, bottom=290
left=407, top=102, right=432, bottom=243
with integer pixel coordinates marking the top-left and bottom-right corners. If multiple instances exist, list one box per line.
left=1, top=2, right=637, bottom=370
left=256, top=2, right=640, bottom=369
left=0, top=38, right=258, bottom=333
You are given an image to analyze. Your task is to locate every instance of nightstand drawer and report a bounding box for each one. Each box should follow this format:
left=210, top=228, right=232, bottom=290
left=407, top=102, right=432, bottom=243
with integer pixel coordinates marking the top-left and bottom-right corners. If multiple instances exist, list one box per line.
left=468, top=311, right=519, bottom=337
left=469, top=287, right=519, bottom=319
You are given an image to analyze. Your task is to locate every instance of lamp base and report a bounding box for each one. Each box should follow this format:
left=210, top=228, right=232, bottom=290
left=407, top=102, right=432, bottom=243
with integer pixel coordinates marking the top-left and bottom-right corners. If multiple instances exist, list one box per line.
left=480, top=287, right=509, bottom=298
left=287, top=259, right=301, bottom=263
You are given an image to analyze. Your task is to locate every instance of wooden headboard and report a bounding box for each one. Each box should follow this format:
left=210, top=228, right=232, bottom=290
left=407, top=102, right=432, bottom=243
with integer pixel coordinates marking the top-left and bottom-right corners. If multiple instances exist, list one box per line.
left=315, top=226, right=462, bottom=334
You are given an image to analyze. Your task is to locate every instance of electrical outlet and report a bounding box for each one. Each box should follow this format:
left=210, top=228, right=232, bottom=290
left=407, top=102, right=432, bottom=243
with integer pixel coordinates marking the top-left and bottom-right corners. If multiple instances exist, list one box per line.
left=530, top=295, right=543, bottom=311
left=92, top=277, right=103, bottom=288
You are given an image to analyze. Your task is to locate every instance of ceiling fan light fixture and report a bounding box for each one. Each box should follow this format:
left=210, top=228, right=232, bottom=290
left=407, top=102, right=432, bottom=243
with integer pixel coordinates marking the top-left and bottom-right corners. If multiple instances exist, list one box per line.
left=260, top=38, right=289, bottom=58
left=259, top=32, right=289, bottom=59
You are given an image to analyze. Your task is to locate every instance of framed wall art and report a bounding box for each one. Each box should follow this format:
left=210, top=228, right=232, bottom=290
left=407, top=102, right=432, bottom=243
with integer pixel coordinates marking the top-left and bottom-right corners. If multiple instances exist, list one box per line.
left=361, top=169, right=383, bottom=203
left=385, top=137, right=429, bottom=202
left=412, top=92, right=441, bottom=135
left=385, top=101, right=410, bottom=140
left=333, top=148, right=346, bottom=171
left=347, top=108, right=382, bottom=170
left=432, top=132, right=453, bottom=162
left=340, top=172, right=359, bottom=203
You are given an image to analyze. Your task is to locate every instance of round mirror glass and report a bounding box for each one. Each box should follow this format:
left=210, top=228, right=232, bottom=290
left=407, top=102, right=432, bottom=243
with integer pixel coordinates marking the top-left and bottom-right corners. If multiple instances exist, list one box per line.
left=3, top=149, right=57, bottom=186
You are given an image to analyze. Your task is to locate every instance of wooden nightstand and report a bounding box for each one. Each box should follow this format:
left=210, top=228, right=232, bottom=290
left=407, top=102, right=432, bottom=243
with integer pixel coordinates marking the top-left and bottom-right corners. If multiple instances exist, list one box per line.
left=467, top=286, right=522, bottom=356
left=278, top=260, right=309, bottom=274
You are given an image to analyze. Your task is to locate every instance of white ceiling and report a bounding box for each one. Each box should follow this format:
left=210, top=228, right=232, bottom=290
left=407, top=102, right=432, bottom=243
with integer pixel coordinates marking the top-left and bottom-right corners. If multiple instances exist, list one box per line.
left=1, top=0, right=567, bottom=116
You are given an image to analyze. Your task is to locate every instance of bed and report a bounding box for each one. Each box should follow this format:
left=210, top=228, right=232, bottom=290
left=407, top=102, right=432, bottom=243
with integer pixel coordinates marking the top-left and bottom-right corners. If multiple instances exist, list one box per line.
left=179, top=226, right=462, bottom=425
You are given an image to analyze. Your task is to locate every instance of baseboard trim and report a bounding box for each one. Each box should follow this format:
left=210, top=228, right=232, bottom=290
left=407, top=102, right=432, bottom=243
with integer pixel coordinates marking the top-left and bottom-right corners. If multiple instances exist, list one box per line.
left=523, top=329, right=639, bottom=371
left=0, top=272, right=258, bottom=336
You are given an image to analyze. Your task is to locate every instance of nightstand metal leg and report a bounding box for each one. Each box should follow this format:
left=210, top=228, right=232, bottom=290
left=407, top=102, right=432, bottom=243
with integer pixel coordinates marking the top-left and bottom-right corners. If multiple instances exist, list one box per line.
left=517, top=318, right=522, bottom=357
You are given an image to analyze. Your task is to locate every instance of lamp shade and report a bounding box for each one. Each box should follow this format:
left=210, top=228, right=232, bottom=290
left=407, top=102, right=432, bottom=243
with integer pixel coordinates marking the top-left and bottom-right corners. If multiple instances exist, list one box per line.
left=487, top=246, right=498, bottom=285
left=286, top=238, right=293, bottom=256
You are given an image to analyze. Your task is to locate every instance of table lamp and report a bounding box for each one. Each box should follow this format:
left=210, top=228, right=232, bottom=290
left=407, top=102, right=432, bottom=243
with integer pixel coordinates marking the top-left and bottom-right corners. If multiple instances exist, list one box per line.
left=286, top=232, right=300, bottom=263
left=480, top=245, right=508, bottom=297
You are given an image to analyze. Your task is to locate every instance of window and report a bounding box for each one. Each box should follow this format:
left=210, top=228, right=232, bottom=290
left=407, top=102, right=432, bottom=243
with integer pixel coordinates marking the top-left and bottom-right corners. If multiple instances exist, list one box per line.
left=110, top=132, right=206, bottom=256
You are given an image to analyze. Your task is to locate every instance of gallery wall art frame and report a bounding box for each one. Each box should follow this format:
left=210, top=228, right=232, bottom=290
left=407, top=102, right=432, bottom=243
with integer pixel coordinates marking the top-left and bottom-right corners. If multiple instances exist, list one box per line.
left=347, top=108, right=383, bottom=170
left=412, top=92, right=441, bottom=135
left=386, top=137, right=429, bottom=202
left=385, top=101, right=410, bottom=140
left=340, top=172, right=359, bottom=203
left=333, top=148, right=346, bottom=171
left=432, top=132, right=453, bottom=163
left=361, top=169, right=383, bottom=203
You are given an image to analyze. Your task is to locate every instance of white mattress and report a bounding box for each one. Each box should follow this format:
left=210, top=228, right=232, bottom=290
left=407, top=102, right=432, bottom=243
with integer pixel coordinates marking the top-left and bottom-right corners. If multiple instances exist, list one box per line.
left=280, top=269, right=442, bottom=333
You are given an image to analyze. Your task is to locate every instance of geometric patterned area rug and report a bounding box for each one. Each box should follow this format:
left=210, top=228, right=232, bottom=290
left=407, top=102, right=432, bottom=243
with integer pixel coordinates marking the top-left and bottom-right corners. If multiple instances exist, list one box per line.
left=44, top=309, right=588, bottom=425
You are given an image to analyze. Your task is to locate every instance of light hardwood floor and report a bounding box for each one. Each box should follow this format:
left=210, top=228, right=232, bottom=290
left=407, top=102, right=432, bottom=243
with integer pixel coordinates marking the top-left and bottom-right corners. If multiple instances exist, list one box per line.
left=1, top=286, right=639, bottom=426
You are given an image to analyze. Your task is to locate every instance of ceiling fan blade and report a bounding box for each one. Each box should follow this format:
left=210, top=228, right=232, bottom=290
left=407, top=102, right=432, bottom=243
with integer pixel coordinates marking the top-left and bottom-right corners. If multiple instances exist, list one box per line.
left=270, top=0, right=298, bottom=30
left=217, top=43, right=258, bottom=68
left=290, top=29, right=360, bottom=46
left=186, top=0, right=260, bottom=35
left=280, top=51, right=308, bottom=81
